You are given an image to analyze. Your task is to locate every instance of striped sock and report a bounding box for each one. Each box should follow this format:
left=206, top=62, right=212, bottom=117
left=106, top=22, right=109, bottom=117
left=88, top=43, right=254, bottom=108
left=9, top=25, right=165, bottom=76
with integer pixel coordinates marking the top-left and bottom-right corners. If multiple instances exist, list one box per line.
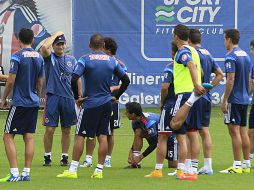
left=95, top=164, right=103, bottom=173
left=191, top=160, right=199, bottom=174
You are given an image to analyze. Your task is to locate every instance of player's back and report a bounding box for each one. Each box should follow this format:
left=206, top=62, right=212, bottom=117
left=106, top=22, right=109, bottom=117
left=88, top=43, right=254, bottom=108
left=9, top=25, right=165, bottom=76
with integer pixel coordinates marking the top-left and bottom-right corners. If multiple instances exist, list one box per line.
left=163, top=62, right=175, bottom=108
left=79, top=52, right=124, bottom=108
left=196, top=47, right=218, bottom=83
left=226, top=47, right=251, bottom=104
left=11, top=48, right=44, bottom=107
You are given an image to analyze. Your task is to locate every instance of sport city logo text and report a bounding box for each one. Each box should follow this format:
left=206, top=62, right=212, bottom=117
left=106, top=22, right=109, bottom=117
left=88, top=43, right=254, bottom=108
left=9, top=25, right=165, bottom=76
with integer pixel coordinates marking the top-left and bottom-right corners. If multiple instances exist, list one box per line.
left=155, top=0, right=223, bottom=35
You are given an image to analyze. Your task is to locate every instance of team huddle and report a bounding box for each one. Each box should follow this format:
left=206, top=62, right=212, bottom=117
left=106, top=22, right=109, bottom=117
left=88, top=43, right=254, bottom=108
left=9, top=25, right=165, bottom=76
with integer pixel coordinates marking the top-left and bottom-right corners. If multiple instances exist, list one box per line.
left=0, top=23, right=253, bottom=182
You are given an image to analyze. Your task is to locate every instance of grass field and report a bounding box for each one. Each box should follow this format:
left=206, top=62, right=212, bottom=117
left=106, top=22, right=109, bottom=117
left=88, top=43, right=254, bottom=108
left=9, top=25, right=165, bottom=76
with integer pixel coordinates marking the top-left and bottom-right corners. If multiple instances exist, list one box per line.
left=0, top=107, right=253, bottom=190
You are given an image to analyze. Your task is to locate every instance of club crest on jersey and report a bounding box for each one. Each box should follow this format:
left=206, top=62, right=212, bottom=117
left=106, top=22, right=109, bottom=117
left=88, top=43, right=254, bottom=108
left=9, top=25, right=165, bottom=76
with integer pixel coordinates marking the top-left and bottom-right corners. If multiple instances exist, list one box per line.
left=181, top=54, right=188, bottom=62
left=66, top=61, right=72, bottom=67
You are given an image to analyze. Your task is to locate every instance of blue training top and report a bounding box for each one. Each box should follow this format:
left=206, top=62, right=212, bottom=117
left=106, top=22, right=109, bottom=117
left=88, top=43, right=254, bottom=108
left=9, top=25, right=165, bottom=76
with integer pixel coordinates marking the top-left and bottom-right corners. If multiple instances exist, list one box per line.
left=74, top=52, right=126, bottom=109
left=9, top=48, right=44, bottom=107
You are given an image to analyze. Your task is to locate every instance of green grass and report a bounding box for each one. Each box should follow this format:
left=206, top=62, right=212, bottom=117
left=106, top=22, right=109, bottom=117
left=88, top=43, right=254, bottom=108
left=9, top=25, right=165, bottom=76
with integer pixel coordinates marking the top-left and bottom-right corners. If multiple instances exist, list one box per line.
left=0, top=107, right=253, bottom=190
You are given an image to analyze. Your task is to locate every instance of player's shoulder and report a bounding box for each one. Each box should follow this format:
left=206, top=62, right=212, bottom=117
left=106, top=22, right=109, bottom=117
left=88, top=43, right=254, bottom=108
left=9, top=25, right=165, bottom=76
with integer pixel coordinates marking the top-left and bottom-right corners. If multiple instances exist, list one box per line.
left=164, top=62, right=173, bottom=73
left=196, top=47, right=211, bottom=56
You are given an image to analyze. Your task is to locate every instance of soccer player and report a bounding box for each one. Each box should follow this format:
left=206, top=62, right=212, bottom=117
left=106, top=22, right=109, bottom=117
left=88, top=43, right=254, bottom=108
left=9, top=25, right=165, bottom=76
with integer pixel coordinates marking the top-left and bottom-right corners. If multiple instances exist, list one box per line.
left=57, top=34, right=130, bottom=179
left=168, top=24, right=213, bottom=180
left=80, top=37, right=127, bottom=168
left=220, top=29, right=251, bottom=174
left=249, top=40, right=254, bottom=164
left=0, top=28, right=44, bottom=182
left=40, top=31, right=79, bottom=166
left=188, top=29, right=224, bottom=175
left=145, top=41, right=180, bottom=178
left=125, top=102, right=159, bottom=167
left=124, top=102, right=177, bottom=169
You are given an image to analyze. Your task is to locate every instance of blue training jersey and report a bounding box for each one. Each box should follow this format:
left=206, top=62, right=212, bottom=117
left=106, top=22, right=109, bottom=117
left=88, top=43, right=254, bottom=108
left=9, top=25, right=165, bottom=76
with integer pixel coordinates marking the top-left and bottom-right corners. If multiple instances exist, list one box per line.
left=9, top=48, right=44, bottom=107
left=196, top=46, right=219, bottom=102
left=111, top=57, right=127, bottom=96
left=74, top=52, right=126, bottom=108
left=132, top=112, right=159, bottom=138
left=224, top=47, right=251, bottom=104
left=162, top=62, right=175, bottom=109
left=44, top=53, right=77, bottom=99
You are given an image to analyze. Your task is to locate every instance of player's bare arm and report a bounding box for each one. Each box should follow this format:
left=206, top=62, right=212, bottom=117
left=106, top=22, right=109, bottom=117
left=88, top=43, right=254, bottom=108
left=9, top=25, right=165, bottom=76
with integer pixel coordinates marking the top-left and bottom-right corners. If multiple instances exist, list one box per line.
left=37, top=77, right=44, bottom=97
left=40, top=31, right=64, bottom=57
left=211, top=67, right=224, bottom=87
left=221, top=72, right=235, bottom=113
left=249, top=74, right=254, bottom=96
left=160, top=83, right=170, bottom=110
left=186, top=60, right=205, bottom=95
left=0, top=73, right=16, bottom=108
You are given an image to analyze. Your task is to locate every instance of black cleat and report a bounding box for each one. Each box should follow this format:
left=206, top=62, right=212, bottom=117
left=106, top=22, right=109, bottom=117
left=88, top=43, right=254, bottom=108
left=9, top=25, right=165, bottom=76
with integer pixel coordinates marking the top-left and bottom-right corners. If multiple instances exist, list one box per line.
left=60, top=155, right=69, bottom=166
left=43, top=155, right=52, bottom=166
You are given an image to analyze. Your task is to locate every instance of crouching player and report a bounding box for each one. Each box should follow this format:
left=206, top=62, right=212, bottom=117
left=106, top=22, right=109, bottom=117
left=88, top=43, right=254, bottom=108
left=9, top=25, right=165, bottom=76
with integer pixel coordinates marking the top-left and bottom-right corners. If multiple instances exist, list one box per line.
left=124, top=102, right=177, bottom=168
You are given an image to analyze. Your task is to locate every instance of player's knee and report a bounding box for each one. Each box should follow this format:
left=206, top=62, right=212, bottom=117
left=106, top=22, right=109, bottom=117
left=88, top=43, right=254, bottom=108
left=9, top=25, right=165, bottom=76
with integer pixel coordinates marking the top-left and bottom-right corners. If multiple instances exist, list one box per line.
left=61, top=128, right=71, bottom=136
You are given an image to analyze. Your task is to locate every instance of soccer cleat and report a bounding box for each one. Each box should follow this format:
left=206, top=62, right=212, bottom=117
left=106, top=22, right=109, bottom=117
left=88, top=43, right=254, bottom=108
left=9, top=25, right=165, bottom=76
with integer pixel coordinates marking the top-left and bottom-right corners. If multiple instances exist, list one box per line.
left=91, top=171, right=103, bottom=179
left=80, top=160, right=93, bottom=167
left=198, top=167, right=214, bottom=175
left=242, top=168, right=251, bottom=173
left=219, top=167, right=242, bottom=174
left=175, top=169, right=197, bottom=180
left=56, top=170, right=78, bottom=178
left=202, top=83, right=213, bottom=90
left=168, top=170, right=177, bottom=176
left=43, top=155, right=52, bottom=166
left=104, top=159, right=112, bottom=168
left=184, top=173, right=198, bottom=180
left=144, top=169, right=163, bottom=178
left=60, top=155, right=69, bottom=166
left=0, top=174, right=21, bottom=182
left=20, top=175, right=30, bottom=181
left=124, top=163, right=141, bottom=169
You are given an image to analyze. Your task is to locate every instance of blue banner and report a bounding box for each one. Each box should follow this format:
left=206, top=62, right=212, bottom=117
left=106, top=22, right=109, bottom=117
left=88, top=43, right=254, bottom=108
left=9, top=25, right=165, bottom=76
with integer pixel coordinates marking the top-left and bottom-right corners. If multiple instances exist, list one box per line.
left=73, top=0, right=254, bottom=107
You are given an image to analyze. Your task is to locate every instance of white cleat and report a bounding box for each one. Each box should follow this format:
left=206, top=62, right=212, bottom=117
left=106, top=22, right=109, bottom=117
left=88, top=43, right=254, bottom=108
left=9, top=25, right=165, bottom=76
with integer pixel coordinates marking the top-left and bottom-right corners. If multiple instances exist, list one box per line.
left=80, top=160, right=93, bottom=168
left=168, top=170, right=177, bottom=176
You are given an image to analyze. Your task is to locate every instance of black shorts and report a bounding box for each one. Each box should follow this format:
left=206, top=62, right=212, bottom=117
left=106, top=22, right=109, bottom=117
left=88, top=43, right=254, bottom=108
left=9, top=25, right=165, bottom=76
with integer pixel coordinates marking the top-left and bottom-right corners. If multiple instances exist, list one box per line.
left=76, top=101, right=112, bottom=138
left=4, top=106, right=39, bottom=134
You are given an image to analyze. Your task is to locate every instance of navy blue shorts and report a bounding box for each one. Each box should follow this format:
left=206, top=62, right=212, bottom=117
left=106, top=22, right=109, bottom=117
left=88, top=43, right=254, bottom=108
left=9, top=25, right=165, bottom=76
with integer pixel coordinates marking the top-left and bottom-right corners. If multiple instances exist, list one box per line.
left=200, top=98, right=211, bottom=127
left=4, top=106, right=39, bottom=134
left=224, top=103, right=248, bottom=126
left=165, top=135, right=178, bottom=161
left=186, top=98, right=202, bottom=131
left=43, top=93, right=77, bottom=128
left=249, top=104, right=254, bottom=129
left=109, top=102, right=120, bottom=130
left=171, top=93, right=202, bottom=134
left=76, top=101, right=112, bottom=138
left=158, top=108, right=173, bottom=134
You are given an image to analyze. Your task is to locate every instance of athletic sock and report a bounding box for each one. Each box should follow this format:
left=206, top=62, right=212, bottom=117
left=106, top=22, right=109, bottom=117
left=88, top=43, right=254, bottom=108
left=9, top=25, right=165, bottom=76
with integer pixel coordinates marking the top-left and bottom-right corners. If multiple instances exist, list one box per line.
left=185, top=92, right=202, bottom=107
left=10, top=168, right=19, bottom=177
left=191, top=160, right=199, bottom=174
left=233, top=160, right=242, bottom=169
left=69, top=160, right=79, bottom=172
left=155, top=163, right=163, bottom=170
left=250, top=154, right=254, bottom=161
left=177, top=163, right=185, bottom=171
left=105, top=155, right=111, bottom=161
left=21, top=168, right=30, bottom=177
left=184, top=159, right=191, bottom=173
left=204, top=158, right=212, bottom=170
left=86, top=155, right=92, bottom=163
left=95, top=164, right=103, bottom=173
left=242, top=160, right=251, bottom=168
left=45, top=152, right=52, bottom=158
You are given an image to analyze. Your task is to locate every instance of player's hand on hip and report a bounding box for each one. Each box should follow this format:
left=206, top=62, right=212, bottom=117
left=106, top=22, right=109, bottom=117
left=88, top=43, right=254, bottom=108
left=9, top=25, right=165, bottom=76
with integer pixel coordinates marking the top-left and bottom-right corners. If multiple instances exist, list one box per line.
left=111, top=96, right=118, bottom=103
left=76, top=96, right=87, bottom=108
left=221, top=101, right=228, bottom=114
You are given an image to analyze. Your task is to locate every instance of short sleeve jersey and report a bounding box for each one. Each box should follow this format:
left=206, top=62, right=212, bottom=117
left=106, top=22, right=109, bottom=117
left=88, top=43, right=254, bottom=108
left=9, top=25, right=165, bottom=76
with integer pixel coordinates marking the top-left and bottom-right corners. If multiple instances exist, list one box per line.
left=74, top=52, right=126, bottom=108
left=9, top=48, right=44, bottom=107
